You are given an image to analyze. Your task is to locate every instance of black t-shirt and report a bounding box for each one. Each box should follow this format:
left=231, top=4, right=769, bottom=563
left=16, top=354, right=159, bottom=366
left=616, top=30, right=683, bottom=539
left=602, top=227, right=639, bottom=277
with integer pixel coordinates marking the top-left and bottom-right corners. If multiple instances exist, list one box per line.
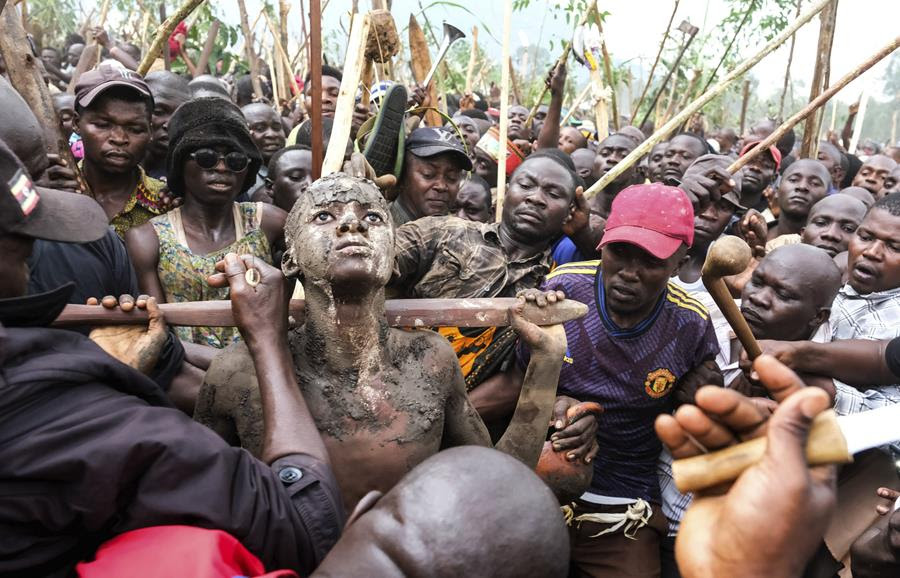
left=26, top=228, right=184, bottom=390
left=27, top=227, right=140, bottom=303
left=886, top=337, right=900, bottom=379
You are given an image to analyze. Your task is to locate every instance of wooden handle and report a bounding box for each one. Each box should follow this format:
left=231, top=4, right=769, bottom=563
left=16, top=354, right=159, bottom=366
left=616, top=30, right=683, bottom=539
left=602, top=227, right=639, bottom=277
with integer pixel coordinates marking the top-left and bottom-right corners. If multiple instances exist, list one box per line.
left=672, top=409, right=852, bottom=493
left=702, top=276, right=762, bottom=359
left=52, top=298, right=588, bottom=328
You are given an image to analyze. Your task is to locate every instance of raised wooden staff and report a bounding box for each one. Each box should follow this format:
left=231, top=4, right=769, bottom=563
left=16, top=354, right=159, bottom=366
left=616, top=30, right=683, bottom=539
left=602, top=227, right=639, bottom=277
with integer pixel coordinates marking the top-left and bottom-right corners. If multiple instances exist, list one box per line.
left=495, top=0, right=513, bottom=222
left=237, top=0, right=264, bottom=101
left=321, top=12, right=371, bottom=175
left=583, top=0, right=832, bottom=201
left=728, top=34, right=900, bottom=175
left=800, top=0, right=838, bottom=159
left=137, top=0, right=206, bottom=76
left=309, top=0, right=323, bottom=180
left=0, top=5, right=88, bottom=194
left=194, top=19, right=220, bottom=78
left=53, top=298, right=589, bottom=329
left=66, top=0, right=112, bottom=92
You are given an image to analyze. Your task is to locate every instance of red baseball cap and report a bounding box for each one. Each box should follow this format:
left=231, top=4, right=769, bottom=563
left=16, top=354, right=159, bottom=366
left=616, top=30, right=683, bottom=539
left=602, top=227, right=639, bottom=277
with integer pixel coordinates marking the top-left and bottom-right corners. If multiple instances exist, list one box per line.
left=739, top=139, right=781, bottom=169
left=598, top=184, right=694, bottom=259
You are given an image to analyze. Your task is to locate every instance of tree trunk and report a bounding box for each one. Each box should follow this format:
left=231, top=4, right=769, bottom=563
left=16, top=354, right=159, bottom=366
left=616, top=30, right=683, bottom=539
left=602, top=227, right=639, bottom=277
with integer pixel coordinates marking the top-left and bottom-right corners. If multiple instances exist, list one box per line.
left=0, top=4, right=88, bottom=193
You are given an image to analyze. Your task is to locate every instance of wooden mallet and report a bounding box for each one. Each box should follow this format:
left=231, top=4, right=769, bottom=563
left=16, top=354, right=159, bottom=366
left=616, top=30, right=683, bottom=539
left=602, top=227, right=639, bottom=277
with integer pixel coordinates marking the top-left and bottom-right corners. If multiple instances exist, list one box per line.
left=700, top=235, right=762, bottom=360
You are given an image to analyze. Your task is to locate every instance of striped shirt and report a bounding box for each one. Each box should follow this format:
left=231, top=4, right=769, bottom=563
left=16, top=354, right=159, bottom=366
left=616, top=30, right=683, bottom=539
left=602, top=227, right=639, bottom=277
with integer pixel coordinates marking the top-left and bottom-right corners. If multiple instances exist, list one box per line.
left=517, top=260, right=719, bottom=502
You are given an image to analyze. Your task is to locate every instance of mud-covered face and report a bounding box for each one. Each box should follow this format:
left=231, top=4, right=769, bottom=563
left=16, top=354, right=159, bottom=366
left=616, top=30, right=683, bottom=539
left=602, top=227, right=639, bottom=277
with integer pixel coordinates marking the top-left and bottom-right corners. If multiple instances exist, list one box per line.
left=284, top=174, right=394, bottom=289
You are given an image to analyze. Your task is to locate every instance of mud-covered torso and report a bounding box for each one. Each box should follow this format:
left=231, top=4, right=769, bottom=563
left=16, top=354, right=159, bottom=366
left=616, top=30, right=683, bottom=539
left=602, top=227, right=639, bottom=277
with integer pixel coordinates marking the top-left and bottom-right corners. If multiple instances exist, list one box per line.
left=202, top=326, right=456, bottom=510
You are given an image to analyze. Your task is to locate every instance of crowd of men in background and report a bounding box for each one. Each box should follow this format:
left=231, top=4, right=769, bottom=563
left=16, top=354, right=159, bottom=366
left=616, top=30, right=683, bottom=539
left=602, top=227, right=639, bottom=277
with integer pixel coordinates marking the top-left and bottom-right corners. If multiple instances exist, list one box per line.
left=0, top=20, right=899, bottom=578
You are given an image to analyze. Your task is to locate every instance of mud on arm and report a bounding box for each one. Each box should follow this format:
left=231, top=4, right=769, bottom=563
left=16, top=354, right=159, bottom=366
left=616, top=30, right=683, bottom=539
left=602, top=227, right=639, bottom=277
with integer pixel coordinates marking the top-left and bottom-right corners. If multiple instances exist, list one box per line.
left=493, top=302, right=567, bottom=469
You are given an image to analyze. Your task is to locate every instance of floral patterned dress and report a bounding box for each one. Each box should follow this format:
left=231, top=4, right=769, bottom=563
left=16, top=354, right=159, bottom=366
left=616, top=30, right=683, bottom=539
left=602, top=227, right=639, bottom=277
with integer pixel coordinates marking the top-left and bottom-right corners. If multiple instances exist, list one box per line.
left=151, top=202, right=271, bottom=348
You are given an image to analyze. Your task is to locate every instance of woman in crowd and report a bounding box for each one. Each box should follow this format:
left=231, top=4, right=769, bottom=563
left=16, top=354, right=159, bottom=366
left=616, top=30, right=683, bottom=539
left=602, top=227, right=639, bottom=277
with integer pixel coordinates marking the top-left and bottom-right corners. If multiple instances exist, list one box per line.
left=126, top=97, right=286, bottom=348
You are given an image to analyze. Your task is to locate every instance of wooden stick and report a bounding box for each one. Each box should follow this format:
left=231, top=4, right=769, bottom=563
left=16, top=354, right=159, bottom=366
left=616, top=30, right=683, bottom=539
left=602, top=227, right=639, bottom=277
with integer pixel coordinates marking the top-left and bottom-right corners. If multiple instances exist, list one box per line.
left=465, top=25, right=478, bottom=94
left=702, top=236, right=761, bottom=359
left=0, top=4, right=88, bottom=194
left=263, top=10, right=301, bottom=96
left=638, top=24, right=697, bottom=130
left=596, top=14, right=618, bottom=131
left=160, top=3, right=171, bottom=71
left=777, top=0, right=802, bottom=119
left=495, top=0, right=513, bottom=222
left=237, top=0, right=264, bottom=100
left=800, top=0, right=838, bottom=159
left=408, top=15, right=442, bottom=128
left=509, top=56, right=522, bottom=105
left=67, top=0, right=111, bottom=92
left=560, top=83, right=593, bottom=126
left=194, top=19, right=219, bottom=77
left=322, top=12, right=371, bottom=175
left=739, top=79, right=750, bottom=134
left=590, top=66, right=609, bottom=140
left=584, top=0, right=833, bottom=201
left=310, top=0, right=323, bottom=180
left=727, top=34, right=899, bottom=175
left=53, top=298, right=589, bottom=329
left=138, top=0, right=205, bottom=76
left=266, top=45, right=280, bottom=106
left=699, top=0, right=753, bottom=96
left=631, top=0, right=679, bottom=124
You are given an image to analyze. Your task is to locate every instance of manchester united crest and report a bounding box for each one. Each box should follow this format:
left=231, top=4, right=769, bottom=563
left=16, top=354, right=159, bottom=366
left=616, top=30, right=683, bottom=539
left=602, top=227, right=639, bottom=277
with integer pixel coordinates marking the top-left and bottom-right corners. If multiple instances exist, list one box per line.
left=644, top=368, right=676, bottom=398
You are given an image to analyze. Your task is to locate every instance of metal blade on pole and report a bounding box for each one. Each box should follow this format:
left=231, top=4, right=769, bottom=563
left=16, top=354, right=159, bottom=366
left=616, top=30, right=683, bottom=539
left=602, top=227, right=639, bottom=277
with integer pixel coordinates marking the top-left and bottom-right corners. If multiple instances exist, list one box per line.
left=839, top=404, right=900, bottom=454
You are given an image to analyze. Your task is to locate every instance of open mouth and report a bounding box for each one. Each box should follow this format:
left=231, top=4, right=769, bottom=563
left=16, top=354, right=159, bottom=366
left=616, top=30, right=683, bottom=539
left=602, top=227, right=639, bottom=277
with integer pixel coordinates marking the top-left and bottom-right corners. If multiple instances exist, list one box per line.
left=851, top=261, right=878, bottom=284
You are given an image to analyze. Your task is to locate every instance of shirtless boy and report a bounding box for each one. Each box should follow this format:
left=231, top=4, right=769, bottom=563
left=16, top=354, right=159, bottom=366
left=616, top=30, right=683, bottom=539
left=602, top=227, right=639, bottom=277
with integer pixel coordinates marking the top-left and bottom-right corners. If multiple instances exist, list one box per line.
left=195, top=174, right=574, bottom=509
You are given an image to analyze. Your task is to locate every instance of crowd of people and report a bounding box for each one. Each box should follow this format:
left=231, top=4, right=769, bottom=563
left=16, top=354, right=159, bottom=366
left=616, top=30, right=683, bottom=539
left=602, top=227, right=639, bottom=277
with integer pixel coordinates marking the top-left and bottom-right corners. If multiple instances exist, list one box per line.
left=1, top=13, right=899, bottom=578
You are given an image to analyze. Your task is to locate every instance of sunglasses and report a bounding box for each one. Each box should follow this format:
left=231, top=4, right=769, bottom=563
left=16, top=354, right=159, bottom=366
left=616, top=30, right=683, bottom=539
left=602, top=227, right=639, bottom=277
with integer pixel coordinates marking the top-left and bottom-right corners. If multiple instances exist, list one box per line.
left=189, top=148, right=250, bottom=172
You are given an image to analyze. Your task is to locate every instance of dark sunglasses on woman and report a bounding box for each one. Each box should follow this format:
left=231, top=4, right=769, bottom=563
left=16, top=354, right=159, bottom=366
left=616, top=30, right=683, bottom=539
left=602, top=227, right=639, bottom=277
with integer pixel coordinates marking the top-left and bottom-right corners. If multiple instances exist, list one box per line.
left=190, top=148, right=251, bottom=172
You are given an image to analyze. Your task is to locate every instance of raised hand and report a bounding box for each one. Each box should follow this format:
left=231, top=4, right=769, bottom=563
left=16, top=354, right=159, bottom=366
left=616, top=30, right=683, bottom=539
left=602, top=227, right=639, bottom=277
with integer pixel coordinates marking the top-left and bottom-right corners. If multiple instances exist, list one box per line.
left=207, top=253, right=289, bottom=349
left=655, top=355, right=837, bottom=578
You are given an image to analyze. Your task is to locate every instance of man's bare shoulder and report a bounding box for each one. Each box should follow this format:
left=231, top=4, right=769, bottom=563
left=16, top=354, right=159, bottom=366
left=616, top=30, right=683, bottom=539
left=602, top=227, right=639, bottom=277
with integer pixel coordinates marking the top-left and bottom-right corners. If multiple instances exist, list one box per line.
left=387, top=327, right=464, bottom=391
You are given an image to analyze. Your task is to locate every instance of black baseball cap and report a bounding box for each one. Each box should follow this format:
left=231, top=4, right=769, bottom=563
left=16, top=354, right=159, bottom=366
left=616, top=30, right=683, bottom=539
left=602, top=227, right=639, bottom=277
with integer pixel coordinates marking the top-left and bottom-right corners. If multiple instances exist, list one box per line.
left=74, top=64, right=153, bottom=109
left=0, top=140, right=108, bottom=243
left=406, top=127, right=473, bottom=171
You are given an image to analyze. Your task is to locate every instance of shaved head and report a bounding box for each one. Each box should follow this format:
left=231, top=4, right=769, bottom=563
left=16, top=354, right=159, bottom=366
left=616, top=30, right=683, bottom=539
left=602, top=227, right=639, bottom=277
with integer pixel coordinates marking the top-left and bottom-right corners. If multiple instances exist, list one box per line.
left=840, top=186, right=876, bottom=208
left=742, top=244, right=841, bottom=341
left=313, top=447, right=569, bottom=577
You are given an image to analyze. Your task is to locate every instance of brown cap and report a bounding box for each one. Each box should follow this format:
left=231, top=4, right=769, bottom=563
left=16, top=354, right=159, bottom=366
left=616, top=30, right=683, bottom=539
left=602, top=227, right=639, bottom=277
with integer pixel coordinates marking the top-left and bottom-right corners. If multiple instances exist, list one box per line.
left=74, top=64, right=153, bottom=109
left=0, top=140, right=108, bottom=243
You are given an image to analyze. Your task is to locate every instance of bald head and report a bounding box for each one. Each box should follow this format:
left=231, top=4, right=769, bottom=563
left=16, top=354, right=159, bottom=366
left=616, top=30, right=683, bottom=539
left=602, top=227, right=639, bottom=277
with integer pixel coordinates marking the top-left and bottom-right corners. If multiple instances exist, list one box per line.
left=571, top=148, right=597, bottom=188
left=741, top=244, right=841, bottom=341
left=313, top=447, right=569, bottom=577
left=840, top=186, right=876, bottom=208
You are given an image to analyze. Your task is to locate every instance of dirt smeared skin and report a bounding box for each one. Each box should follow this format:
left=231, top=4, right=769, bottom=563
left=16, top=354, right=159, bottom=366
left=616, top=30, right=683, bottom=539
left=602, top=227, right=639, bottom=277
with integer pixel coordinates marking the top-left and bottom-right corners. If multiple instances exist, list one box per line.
left=194, top=173, right=563, bottom=510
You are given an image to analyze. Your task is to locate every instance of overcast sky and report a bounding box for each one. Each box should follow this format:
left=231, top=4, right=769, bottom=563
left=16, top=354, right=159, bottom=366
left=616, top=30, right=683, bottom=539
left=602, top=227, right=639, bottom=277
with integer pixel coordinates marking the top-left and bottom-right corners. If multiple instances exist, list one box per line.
left=291, top=0, right=897, bottom=106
